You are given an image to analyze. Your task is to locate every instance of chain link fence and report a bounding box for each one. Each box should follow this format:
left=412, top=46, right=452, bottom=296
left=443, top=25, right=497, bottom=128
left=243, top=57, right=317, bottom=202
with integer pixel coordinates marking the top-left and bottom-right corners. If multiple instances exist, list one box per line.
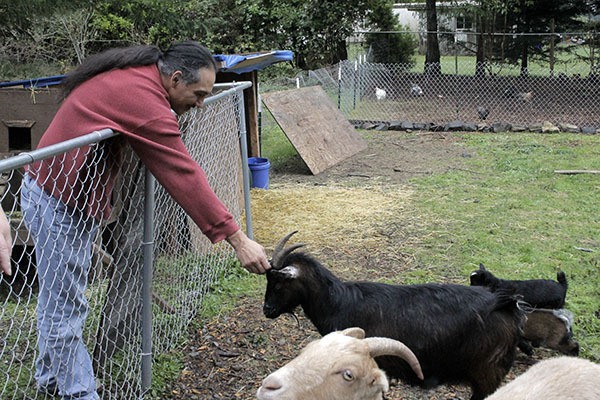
left=260, top=32, right=600, bottom=134
left=334, top=60, right=600, bottom=131
left=0, top=82, right=252, bottom=399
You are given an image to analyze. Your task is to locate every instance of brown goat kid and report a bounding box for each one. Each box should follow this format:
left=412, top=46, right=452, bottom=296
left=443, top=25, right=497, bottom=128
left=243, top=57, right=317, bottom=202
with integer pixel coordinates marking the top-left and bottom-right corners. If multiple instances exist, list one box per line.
left=520, top=308, right=579, bottom=356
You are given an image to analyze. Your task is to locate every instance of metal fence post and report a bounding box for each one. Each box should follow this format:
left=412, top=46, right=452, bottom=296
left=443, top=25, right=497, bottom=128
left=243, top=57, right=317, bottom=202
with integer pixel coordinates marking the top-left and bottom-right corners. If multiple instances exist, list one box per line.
left=353, top=59, right=358, bottom=110
left=338, top=63, right=342, bottom=110
left=141, top=169, right=155, bottom=396
left=238, top=88, right=254, bottom=240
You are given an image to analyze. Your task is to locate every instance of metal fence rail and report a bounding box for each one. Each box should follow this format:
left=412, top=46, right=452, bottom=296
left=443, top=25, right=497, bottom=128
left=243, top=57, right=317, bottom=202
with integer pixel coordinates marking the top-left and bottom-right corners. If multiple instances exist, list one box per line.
left=0, top=81, right=252, bottom=399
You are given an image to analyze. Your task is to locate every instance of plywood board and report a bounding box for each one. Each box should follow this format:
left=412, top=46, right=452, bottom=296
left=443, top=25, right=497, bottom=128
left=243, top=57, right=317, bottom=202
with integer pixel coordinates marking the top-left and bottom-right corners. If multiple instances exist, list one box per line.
left=262, top=86, right=367, bottom=175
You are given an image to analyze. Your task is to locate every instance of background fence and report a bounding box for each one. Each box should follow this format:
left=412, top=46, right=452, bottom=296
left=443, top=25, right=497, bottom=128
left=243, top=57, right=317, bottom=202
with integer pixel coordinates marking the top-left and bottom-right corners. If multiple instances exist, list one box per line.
left=335, top=59, right=600, bottom=130
left=265, top=61, right=600, bottom=132
left=259, top=32, right=600, bottom=135
left=0, top=82, right=251, bottom=399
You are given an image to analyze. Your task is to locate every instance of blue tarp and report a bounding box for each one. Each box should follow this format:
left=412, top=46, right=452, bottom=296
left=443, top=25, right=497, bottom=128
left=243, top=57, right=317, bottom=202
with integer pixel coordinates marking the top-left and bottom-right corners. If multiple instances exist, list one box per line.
left=0, top=75, right=65, bottom=89
left=215, top=50, right=293, bottom=74
left=0, top=50, right=294, bottom=88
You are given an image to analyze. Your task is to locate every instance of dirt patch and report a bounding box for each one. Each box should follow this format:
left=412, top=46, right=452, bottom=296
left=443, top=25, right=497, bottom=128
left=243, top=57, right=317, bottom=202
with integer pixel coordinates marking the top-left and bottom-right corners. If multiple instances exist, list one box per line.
left=269, top=131, right=471, bottom=186
left=166, top=131, right=558, bottom=400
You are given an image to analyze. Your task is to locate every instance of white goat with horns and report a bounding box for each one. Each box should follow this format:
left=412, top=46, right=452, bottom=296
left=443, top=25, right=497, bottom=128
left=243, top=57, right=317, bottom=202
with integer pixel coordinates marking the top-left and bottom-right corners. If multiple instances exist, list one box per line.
left=256, top=327, right=423, bottom=400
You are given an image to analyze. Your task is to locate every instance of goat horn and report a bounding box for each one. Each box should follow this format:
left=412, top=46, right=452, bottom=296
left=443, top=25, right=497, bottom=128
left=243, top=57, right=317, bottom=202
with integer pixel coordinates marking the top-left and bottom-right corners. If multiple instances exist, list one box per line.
left=364, top=337, right=424, bottom=381
left=273, top=231, right=298, bottom=255
left=271, top=231, right=304, bottom=268
left=271, top=244, right=305, bottom=268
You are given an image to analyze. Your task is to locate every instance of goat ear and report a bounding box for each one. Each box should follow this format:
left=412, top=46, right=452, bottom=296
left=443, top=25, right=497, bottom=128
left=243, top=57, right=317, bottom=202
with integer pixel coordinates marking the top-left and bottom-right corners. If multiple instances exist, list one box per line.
left=341, top=327, right=365, bottom=339
left=479, top=263, right=486, bottom=271
left=276, top=265, right=300, bottom=279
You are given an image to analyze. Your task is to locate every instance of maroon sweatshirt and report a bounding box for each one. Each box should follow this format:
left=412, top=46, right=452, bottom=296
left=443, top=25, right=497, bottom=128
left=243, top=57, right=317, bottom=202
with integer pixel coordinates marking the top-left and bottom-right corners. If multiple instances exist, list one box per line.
left=27, top=64, right=239, bottom=243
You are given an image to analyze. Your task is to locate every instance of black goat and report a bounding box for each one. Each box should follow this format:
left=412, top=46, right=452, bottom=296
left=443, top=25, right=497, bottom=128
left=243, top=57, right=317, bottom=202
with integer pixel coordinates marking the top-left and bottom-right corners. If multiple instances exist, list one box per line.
left=263, top=232, right=524, bottom=400
left=469, top=263, right=568, bottom=308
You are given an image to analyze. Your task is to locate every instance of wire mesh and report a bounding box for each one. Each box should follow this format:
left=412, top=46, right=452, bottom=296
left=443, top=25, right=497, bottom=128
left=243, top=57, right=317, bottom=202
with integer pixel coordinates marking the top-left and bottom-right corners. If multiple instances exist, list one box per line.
left=335, top=60, right=600, bottom=129
left=259, top=32, right=600, bottom=133
left=291, top=60, right=600, bottom=130
left=0, top=86, right=247, bottom=399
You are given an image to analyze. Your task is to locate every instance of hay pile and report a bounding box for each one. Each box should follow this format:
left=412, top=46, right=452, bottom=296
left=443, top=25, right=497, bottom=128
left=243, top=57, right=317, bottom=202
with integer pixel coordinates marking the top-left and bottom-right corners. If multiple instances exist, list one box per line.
left=247, top=184, right=427, bottom=279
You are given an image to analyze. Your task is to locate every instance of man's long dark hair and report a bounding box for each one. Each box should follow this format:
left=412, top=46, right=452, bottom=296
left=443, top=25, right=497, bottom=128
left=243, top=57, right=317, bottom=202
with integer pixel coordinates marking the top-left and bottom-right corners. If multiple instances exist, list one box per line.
left=61, top=41, right=217, bottom=98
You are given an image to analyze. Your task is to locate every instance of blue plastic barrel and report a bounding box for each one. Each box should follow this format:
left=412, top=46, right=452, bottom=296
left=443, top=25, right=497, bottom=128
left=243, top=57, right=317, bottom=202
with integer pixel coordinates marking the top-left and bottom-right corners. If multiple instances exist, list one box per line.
left=248, top=157, right=270, bottom=189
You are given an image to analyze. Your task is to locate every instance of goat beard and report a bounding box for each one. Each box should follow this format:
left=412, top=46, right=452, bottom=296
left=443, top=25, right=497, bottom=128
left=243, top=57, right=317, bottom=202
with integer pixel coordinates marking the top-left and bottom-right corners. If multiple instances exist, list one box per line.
left=283, top=311, right=301, bottom=328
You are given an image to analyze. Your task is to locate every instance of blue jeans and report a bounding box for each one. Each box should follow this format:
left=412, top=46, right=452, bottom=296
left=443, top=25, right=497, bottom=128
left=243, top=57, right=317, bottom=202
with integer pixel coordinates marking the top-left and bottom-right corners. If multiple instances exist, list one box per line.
left=21, top=174, right=100, bottom=400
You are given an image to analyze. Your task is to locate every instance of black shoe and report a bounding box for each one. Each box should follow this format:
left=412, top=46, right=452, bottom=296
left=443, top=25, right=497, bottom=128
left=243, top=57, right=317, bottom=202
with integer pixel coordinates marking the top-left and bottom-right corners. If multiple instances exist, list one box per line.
left=36, top=383, right=59, bottom=397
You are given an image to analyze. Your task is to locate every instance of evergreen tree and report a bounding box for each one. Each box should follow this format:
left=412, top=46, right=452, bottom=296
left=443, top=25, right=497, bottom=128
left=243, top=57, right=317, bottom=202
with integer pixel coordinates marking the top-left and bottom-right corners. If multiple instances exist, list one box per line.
left=365, top=0, right=417, bottom=65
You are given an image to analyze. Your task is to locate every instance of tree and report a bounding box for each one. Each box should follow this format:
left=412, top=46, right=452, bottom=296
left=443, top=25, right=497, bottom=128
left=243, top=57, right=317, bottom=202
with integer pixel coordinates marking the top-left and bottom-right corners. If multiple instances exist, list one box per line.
left=463, top=0, right=591, bottom=76
left=2, top=0, right=419, bottom=74
left=0, top=0, right=93, bottom=66
left=207, top=0, right=417, bottom=70
left=365, top=0, right=417, bottom=65
left=0, top=0, right=89, bottom=39
left=425, top=0, right=441, bottom=75
left=90, top=0, right=204, bottom=50
left=482, top=0, right=588, bottom=75
left=235, top=0, right=372, bottom=69
left=574, top=3, right=600, bottom=75
left=515, top=0, right=587, bottom=75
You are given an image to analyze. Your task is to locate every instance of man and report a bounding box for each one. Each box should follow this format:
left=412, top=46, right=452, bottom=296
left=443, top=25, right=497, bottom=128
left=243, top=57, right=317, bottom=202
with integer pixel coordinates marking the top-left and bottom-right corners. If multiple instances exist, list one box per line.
left=21, top=41, right=270, bottom=399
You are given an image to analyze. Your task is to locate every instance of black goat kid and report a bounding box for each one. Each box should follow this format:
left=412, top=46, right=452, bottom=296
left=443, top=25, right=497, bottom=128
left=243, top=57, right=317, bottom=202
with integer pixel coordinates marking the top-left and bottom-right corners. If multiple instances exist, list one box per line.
left=263, top=232, right=524, bottom=400
left=469, top=263, right=568, bottom=309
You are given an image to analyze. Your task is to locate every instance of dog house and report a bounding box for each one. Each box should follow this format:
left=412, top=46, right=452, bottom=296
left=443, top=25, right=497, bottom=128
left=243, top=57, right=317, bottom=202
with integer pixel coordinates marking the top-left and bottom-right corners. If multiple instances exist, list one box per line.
left=0, top=76, right=64, bottom=155
left=215, top=50, right=293, bottom=156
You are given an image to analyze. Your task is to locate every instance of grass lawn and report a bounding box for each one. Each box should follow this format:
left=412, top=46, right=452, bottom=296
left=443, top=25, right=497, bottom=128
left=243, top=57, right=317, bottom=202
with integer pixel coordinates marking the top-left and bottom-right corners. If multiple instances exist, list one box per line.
left=408, top=133, right=599, bottom=361
left=148, top=130, right=599, bottom=400
left=244, top=130, right=600, bottom=361
left=410, top=48, right=594, bottom=76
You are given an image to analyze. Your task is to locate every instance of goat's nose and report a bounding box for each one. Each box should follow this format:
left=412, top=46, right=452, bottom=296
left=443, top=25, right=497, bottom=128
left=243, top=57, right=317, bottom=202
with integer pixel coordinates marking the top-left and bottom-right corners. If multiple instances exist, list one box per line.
left=263, top=304, right=274, bottom=316
left=262, top=374, right=283, bottom=391
left=257, top=375, right=284, bottom=400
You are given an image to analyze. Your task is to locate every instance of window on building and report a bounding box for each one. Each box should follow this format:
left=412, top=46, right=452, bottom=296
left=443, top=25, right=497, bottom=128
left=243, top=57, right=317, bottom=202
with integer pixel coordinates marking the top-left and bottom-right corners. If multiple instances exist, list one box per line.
left=456, top=15, right=473, bottom=31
